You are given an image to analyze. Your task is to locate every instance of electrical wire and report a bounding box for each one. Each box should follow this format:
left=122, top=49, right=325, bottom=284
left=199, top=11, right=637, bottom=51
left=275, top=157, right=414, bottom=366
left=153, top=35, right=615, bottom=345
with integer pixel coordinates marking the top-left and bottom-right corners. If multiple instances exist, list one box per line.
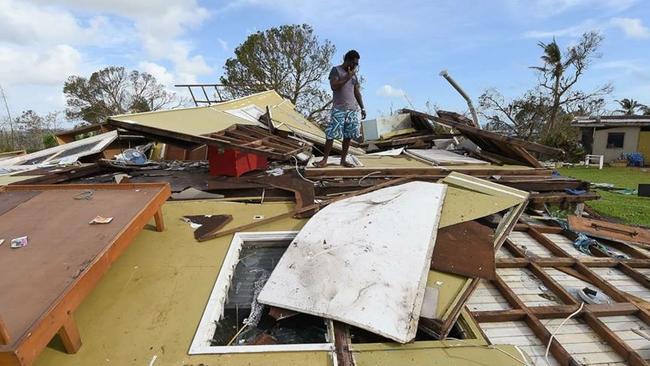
left=291, top=155, right=317, bottom=184
left=545, top=301, right=584, bottom=364
left=358, top=171, right=382, bottom=186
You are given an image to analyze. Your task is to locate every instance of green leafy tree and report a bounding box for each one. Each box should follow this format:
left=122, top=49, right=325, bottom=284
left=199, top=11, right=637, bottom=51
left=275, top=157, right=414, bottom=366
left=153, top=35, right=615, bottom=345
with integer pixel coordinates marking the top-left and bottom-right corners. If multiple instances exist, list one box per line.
left=530, top=32, right=612, bottom=135
left=64, top=66, right=180, bottom=124
left=13, top=110, right=60, bottom=152
left=479, top=89, right=551, bottom=140
left=220, top=24, right=336, bottom=123
left=615, top=98, right=645, bottom=115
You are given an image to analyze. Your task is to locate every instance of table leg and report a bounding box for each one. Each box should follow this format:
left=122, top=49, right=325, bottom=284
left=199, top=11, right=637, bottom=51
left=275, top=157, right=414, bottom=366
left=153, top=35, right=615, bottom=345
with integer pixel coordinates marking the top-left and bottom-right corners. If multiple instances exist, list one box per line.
left=0, top=316, right=10, bottom=345
left=154, top=209, right=165, bottom=232
left=58, top=315, right=82, bottom=354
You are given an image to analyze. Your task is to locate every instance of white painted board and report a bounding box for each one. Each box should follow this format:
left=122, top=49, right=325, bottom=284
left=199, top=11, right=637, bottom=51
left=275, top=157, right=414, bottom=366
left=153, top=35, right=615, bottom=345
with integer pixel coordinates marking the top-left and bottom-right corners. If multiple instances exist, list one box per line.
left=406, top=148, right=489, bottom=165
left=257, top=181, right=446, bottom=343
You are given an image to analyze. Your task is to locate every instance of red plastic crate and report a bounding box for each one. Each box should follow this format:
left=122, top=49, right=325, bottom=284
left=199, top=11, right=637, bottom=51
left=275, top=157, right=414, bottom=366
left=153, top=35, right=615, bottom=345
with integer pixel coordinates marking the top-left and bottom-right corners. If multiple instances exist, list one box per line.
left=208, top=147, right=268, bottom=177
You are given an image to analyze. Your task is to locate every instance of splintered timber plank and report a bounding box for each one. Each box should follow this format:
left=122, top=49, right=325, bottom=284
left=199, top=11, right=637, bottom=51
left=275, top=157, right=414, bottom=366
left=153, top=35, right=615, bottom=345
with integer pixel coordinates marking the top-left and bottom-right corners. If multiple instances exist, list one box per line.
left=568, top=215, right=650, bottom=249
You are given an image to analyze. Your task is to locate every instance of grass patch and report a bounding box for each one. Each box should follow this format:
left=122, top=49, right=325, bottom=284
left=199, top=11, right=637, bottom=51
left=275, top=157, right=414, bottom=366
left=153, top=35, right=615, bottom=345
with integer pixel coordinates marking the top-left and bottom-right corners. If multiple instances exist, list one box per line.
left=558, top=166, right=650, bottom=227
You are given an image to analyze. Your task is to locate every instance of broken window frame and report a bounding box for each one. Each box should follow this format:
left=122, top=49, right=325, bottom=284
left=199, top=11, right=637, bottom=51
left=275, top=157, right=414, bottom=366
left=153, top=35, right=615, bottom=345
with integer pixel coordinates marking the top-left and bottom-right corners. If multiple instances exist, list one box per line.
left=189, top=231, right=336, bottom=355
left=190, top=230, right=491, bottom=355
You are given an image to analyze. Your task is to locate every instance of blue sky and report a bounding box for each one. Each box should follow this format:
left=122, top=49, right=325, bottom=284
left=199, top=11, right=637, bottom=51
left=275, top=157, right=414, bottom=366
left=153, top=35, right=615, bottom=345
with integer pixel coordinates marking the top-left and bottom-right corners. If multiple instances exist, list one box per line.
left=1, top=0, right=649, bottom=125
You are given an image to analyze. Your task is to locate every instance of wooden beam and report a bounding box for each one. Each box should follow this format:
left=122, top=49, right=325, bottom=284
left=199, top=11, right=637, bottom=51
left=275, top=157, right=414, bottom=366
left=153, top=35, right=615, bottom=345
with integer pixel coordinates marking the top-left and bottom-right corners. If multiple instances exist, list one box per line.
left=527, top=227, right=572, bottom=257
left=472, top=309, right=526, bottom=323
left=304, top=167, right=553, bottom=178
left=333, top=322, right=355, bottom=366
left=402, top=109, right=564, bottom=156
left=511, top=145, right=544, bottom=168
left=619, top=263, right=650, bottom=289
left=529, top=263, right=578, bottom=305
left=529, top=191, right=600, bottom=204
left=574, top=262, right=630, bottom=303
left=473, top=303, right=638, bottom=322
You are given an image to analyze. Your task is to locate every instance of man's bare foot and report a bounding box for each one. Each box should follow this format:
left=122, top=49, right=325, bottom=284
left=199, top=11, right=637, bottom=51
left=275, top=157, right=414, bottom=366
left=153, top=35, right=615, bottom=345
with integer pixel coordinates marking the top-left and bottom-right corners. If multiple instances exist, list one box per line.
left=341, top=160, right=355, bottom=168
left=313, top=159, right=328, bottom=168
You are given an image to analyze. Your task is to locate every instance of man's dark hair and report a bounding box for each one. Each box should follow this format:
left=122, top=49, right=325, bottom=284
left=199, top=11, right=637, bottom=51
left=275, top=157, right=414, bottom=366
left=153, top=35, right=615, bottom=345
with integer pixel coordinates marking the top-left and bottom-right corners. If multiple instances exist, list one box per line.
left=344, top=50, right=360, bottom=61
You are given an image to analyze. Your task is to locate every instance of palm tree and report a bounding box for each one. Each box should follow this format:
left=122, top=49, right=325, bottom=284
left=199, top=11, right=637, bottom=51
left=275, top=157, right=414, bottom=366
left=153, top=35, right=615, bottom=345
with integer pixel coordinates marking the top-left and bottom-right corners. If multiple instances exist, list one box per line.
left=530, top=38, right=575, bottom=134
left=615, top=98, right=644, bottom=115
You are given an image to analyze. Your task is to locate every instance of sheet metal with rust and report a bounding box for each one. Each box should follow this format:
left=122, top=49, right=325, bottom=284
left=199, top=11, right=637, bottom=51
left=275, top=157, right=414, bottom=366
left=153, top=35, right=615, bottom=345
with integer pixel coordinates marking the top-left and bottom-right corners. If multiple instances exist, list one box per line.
left=431, top=221, right=496, bottom=280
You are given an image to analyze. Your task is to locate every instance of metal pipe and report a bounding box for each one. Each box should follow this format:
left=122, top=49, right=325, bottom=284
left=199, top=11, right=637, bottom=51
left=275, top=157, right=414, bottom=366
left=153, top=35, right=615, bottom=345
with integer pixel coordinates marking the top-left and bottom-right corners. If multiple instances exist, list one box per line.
left=439, top=70, right=480, bottom=129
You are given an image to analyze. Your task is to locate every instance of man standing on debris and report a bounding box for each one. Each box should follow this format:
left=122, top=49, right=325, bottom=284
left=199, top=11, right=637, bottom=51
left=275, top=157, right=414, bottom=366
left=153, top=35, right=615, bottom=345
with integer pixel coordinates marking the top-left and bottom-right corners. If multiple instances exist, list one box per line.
left=314, top=50, right=366, bottom=168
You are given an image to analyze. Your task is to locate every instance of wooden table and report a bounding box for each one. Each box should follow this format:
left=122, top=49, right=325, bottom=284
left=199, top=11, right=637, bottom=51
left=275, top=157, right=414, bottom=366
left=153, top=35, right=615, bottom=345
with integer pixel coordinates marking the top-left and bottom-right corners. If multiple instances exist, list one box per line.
left=0, top=183, right=170, bottom=366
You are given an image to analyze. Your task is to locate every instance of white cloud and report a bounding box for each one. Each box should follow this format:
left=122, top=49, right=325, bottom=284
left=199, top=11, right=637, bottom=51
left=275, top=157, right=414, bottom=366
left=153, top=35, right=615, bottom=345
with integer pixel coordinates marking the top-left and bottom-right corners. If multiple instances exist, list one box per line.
left=217, top=38, right=229, bottom=52
left=377, top=84, right=406, bottom=98
left=0, top=0, right=123, bottom=46
left=524, top=19, right=600, bottom=38
left=595, top=59, right=650, bottom=81
left=610, top=17, right=650, bottom=39
left=223, top=0, right=413, bottom=34
left=505, top=0, right=637, bottom=18
left=21, top=0, right=214, bottom=85
left=139, top=61, right=175, bottom=87
left=0, top=44, right=82, bottom=85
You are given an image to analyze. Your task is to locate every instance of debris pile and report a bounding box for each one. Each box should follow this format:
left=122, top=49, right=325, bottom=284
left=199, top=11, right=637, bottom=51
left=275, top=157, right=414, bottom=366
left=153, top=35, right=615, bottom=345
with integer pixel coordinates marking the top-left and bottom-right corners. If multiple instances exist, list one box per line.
left=2, top=90, right=649, bottom=366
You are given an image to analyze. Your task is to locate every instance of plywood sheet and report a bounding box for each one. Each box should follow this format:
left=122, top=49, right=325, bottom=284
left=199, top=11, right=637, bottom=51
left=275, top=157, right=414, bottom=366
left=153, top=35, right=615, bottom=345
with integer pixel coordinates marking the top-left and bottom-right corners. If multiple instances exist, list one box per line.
left=438, top=173, right=528, bottom=228
left=258, top=182, right=446, bottom=343
left=0, top=190, right=40, bottom=216
left=0, top=185, right=168, bottom=347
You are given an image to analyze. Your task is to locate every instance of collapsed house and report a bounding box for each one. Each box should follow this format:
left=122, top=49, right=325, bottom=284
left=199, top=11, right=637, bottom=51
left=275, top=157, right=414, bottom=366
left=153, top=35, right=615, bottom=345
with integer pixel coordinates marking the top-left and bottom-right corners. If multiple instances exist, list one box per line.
left=0, top=90, right=649, bottom=366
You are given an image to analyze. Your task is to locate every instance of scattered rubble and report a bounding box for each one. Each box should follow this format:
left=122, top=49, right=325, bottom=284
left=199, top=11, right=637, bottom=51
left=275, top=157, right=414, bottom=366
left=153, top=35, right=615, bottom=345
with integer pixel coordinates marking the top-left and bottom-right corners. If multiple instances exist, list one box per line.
left=1, top=90, right=649, bottom=366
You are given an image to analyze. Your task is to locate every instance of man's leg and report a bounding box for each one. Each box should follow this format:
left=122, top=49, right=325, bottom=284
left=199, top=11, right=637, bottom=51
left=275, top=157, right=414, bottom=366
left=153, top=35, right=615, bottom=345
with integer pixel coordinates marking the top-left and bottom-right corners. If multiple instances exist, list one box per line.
left=314, top=139, right=334, bottom=168
left=340, top=138, right=354, bottom=167
left=339, top=110, right=359, bottom=168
